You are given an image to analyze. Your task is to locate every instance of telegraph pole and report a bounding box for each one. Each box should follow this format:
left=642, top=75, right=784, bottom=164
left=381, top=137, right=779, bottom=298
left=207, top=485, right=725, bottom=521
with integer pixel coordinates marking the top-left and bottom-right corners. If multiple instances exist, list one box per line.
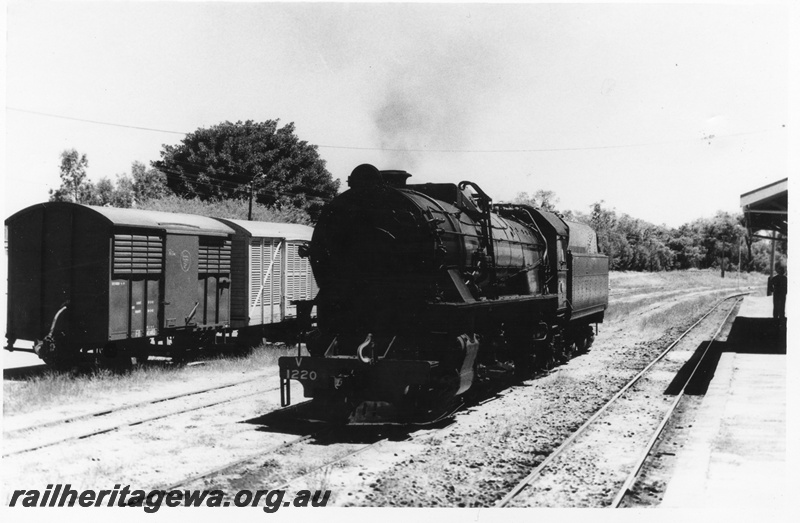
left=737, top=240, right=741, bottom=289
left=248, top=181, right=254, bottom=221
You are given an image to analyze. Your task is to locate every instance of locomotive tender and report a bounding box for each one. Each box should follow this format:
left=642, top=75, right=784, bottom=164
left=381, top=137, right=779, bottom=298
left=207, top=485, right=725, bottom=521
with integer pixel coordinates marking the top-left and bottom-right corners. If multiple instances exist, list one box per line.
left=4, top=202, right=316, bottom=366
left=279, top=164, right=609, bottom=423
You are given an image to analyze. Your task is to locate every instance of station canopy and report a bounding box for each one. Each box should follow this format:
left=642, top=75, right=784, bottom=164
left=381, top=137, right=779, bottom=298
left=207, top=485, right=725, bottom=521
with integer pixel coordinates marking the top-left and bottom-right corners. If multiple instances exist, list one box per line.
left=740, top=178, right=787, bottom=238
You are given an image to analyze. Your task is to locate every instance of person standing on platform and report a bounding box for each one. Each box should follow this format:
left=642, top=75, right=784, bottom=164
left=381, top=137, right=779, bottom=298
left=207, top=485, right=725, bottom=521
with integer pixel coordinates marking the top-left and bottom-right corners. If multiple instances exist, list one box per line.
left=769, top=265, right=787, bottom=320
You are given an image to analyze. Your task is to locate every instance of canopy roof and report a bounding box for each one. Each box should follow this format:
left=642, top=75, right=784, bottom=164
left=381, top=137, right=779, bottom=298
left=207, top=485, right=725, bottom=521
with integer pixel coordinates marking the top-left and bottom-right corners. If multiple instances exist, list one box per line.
left=740, top=178, right=787, bottom=236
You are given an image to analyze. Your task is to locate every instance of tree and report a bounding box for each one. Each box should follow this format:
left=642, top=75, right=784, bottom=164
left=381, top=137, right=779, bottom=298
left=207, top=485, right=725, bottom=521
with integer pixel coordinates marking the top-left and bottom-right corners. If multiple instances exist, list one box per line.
left=514, top=189, right=560, bottom=212
left=153, top=120, right=340, bottom=219
left=112, top=174, right=136, bottom=207
left=130, top=161, right=169, bottom=203
left=667, top=224, right=707, bottom=269
left=92, top=177, right=116, bottom=206
left=701, top=212, right=745, bottom=277
left=49, top=149, right=93, bottom=203
left=137, top=194, right=311, bottom=224
left=589, top=201, right=620, bottom=266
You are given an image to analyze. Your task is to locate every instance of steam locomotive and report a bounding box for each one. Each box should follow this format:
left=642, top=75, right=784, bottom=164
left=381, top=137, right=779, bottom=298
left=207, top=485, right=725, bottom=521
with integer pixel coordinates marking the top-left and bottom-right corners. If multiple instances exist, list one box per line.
left=279, top=164, right=609, bottom=423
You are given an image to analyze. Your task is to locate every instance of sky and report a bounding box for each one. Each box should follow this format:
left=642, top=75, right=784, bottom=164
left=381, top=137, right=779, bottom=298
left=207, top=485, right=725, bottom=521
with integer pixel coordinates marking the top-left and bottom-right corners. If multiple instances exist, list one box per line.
left=2, top=1, right=796, bottom=228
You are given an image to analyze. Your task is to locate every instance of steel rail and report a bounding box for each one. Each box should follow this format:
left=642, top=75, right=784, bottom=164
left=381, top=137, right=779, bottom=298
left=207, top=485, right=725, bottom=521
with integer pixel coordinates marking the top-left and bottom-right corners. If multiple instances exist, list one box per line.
left=154, top=401, right=314, bottom=491
left=496, top=292, right=747, bottom=507
left=157, top=403, right=396, bottom=493
left=609, top=297, right=741, bottom=507
left=4, top=374, right=271, bottom=436
left=164, top=407, right=457, bottom=495
left=3, top=384, right=279, bottom=457
left=272, top=438, right=389, bottom=491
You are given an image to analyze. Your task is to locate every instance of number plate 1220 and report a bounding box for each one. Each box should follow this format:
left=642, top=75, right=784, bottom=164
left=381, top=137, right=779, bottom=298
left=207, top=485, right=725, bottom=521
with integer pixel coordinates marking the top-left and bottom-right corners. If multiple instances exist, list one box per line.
left=286, top=369, right=317, bottom=380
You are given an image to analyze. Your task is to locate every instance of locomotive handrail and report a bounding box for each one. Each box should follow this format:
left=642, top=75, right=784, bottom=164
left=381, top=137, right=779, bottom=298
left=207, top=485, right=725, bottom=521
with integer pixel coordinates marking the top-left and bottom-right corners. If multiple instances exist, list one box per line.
left=458, top=181, right=496, bottom=289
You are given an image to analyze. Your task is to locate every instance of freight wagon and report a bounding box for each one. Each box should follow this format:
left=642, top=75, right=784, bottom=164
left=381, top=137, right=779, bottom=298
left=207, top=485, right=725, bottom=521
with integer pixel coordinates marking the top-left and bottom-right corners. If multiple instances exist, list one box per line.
left=214, top=218, right=317, bottom=345
left=4, top=202, right=316, bottom=367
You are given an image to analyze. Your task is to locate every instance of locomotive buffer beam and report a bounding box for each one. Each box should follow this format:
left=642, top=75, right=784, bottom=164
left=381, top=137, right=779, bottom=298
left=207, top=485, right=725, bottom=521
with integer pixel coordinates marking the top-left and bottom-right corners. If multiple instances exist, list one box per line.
left=279, top=356, right=435, bottom=408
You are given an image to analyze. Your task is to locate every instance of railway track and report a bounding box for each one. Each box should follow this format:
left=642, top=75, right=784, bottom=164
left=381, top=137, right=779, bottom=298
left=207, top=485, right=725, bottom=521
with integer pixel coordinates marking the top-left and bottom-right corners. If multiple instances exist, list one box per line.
left=5, top=373, right=270, bottom=435
left=158, top=402, right=460, bottom=496
left=2, top=374, right=278, bottom=457
left=609, top=296, right=739, bottom=507
left=496, top=293, right=744, bottom=508
left=154, top=400, right=315, bottom=491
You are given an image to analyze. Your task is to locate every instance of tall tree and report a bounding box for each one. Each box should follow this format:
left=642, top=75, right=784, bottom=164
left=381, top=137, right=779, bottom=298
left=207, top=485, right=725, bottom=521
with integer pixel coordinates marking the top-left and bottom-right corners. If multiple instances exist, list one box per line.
left=49, top=149, right=93, bottom=203
left=702, top=212, right=745, bottom=277
left=92, top=177, right=116, bottom=206
left=153, top=120, right=339, bottom=219
left=130, top=161, right=170, bottom=203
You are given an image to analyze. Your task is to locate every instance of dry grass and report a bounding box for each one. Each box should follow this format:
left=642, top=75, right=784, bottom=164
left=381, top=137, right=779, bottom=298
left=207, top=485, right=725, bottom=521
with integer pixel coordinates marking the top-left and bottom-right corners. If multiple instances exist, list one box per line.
left=606, top=269, right=757, bottom=332
left=610, top=268, right=764, bottom=295
left=635, top=290, right=732, bottom=332
left=3, top=343, right=303, bottom=416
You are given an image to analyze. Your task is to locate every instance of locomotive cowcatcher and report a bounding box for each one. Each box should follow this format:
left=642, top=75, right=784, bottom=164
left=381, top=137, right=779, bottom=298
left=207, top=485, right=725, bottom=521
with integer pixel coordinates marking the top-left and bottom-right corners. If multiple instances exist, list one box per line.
left=280, top=164, right=608, bottom=423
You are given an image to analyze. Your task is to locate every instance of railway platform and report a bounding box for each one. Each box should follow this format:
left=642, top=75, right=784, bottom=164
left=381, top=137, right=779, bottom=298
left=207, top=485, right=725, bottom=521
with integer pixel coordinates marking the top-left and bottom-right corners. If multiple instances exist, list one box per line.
left=660, top=295, right=787, bottom=508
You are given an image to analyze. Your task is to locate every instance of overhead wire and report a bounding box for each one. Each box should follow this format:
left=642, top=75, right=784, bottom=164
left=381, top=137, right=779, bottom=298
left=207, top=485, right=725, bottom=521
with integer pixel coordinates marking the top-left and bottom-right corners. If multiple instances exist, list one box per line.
left=7, top=105, right=785, bottom=154
left=5, top=107, right=334, bottom=201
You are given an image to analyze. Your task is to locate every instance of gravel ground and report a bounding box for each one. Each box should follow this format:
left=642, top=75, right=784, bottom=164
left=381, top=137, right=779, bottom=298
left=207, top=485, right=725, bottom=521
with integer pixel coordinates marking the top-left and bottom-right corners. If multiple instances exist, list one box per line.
left=1, top=376, right=306, bottom=502
left=504, top=303, right=738, bottom=507
left=620, top=303, right=739, bottom=507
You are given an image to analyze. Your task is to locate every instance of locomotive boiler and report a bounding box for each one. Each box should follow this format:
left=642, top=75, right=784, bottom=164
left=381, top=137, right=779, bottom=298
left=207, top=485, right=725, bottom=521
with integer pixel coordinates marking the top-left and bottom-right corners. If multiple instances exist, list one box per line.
left=279, top=164, right=609, bottom=423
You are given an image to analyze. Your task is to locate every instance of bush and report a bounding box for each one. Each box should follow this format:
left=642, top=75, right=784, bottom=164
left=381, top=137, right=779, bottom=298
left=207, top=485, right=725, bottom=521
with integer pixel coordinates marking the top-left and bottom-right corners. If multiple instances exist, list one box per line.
left=137, top=194, right=311, bottom=224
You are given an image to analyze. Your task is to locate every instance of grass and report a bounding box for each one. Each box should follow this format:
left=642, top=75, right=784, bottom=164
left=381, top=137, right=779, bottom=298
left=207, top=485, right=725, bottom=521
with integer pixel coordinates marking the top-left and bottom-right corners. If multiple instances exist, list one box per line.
left=634, top=290, right=733, bottom=332
left=610, top=268, right=765, bottom=295
left=605, top=268, right=761, bottom=328
left=308, top=466, right=333, bottom=492
left=3, top=343, right=303, bottom=416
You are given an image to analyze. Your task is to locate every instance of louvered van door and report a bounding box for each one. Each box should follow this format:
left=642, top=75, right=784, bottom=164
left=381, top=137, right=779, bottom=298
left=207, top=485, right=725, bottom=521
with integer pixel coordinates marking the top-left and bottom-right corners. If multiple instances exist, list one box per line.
left=111, top=233, right=163, bottom=339
left=198, top=237, right=231, bottom=325
left=285, top=243, right=304, bottom=318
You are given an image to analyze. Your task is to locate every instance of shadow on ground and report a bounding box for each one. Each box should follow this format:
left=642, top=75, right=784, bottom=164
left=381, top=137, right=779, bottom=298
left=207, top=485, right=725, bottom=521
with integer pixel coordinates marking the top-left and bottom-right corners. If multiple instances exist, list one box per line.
left=665, top=317, right=786, bottom=396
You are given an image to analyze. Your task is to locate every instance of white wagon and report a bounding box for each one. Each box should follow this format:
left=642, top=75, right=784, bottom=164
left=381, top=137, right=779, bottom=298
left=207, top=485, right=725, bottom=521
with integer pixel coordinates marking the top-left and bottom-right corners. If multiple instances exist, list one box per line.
left=215, top=218, right=317, bottom=343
